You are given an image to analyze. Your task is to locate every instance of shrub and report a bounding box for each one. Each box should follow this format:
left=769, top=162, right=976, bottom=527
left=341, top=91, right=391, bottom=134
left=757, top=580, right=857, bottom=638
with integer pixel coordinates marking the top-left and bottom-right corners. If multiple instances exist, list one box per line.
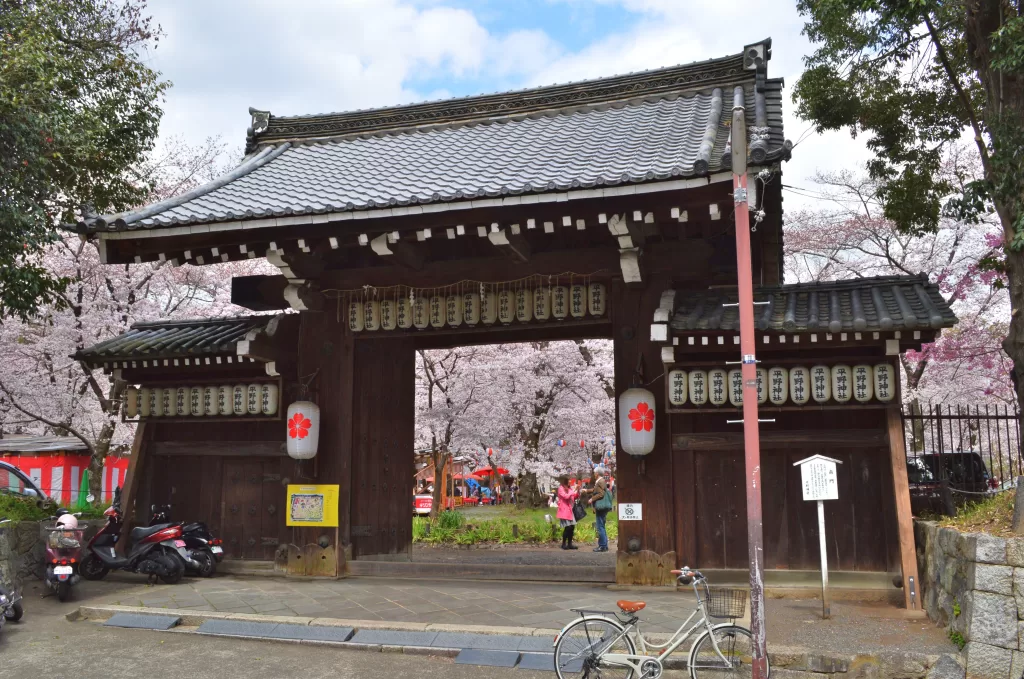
left=437, top=510, right=465, bottom=531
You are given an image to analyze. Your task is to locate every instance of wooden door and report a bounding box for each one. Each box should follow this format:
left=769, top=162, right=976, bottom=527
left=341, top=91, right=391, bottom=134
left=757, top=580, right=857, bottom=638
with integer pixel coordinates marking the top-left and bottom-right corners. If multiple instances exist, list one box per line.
left=351, top=338, right=415, bottom=559
left=221, top=460, right=284, bottom=560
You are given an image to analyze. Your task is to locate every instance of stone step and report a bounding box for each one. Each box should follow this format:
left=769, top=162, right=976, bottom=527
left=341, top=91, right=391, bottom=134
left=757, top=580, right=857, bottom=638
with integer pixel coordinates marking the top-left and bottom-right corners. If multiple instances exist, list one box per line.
left=346, top=560, right=616, bottom=583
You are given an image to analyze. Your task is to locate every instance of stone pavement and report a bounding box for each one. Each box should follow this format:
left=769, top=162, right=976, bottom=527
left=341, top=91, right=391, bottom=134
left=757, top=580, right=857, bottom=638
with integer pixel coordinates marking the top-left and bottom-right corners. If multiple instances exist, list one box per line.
left=86, top=574, right=956, bottom=655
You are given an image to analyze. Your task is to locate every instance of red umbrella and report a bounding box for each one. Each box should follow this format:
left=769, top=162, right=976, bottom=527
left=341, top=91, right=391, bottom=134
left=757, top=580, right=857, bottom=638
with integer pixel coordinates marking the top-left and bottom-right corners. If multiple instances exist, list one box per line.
left=470, top=467, right=509, bottom=478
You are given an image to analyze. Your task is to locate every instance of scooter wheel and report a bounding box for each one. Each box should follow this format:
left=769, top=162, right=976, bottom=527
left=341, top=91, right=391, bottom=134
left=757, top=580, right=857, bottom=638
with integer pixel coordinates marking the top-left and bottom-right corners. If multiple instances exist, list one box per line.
left=4, top=602, right=23, bottom=622
left=79, top=554, right=109, bottom=581
left=56, top=582, right=71, bottom=602
left=157, top=552, right=184, bottom=585
left=193, top=551, right=216, bottom=578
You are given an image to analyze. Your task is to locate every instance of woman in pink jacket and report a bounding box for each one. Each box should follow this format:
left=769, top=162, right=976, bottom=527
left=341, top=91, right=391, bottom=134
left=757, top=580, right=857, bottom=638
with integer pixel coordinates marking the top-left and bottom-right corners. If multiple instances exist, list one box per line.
left=556, top=474, right=579, bottom=550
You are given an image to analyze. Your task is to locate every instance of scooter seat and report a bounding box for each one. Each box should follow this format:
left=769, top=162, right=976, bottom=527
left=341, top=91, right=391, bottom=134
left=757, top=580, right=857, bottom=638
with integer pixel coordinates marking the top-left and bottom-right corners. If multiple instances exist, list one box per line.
left=131, top=523, right=172, bottom=542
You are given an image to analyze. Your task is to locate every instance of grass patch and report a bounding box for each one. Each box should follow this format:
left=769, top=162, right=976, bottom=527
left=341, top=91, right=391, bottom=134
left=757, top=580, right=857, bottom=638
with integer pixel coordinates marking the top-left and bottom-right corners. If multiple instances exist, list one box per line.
left=413, top=504, right=618, bottom=545
left=937, top=490, right=1016, bottom=537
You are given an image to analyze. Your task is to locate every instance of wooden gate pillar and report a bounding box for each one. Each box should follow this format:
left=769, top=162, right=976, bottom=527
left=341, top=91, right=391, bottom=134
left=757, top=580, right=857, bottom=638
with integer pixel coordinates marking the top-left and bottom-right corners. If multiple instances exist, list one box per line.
left=886, top=404, right=921, bottom=609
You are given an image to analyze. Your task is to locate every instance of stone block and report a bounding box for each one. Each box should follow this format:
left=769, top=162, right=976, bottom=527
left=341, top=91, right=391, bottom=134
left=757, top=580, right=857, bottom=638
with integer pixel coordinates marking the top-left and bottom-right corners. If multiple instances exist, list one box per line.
left=964, top=641, right=1012, bottom=679
left=942, top=559, right=959, bottom=592
left=1007, top=539, right=1024, bottom=568
left=970, top=563, right=1015, bottom=596
left=927, top=654, right=965, bottom=679
left=966, top=593, right=1018, bottom=649
left=1014, top=652, right=1024, bottom=679
left=939, top=527, right=963, bottom=557
left=769, top=670, right=823, bottom=679
left=768, top=648, right=806, bottom=668
left=879, top=651, right=930, bottom=679
left=849, top=655, right=882, bottom=679
left=797, top=653, right=852, bottom=673
left=1014, top=570, right=1024, bottom=618
left=951, top=591, right=972, bottom=637
left=1018, top=621, right=1024, bottom=652
left=966, top=534, right=1008, bottom=565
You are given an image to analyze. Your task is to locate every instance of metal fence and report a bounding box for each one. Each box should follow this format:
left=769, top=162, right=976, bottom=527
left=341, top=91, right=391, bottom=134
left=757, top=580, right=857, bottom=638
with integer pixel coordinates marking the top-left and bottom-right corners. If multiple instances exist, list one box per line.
left=901, top=404, right=1022, bottom=512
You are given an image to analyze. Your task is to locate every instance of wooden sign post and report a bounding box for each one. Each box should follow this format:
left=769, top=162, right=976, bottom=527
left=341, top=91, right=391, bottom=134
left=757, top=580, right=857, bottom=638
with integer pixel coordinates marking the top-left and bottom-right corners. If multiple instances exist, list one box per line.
left=793, top=455, right=842, bottom=619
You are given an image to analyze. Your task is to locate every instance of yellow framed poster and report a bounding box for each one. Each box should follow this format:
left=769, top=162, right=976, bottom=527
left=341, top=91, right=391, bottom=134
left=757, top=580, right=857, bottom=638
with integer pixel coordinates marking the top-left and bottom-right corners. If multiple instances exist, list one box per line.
left=286, top=484, right=340, bottom=527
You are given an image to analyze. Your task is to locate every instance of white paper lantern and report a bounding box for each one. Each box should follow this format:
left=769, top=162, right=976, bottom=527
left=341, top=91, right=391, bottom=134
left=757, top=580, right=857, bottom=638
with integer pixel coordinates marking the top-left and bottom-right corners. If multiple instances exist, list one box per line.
left=246, top=384, right=262, bottom=414
left=176, top=387, right=190, bottom=417
left=140, top=388, right=152, bottom=418
left=125, top=387, right=139, bottom=419
left=498, top=289, right=514, bottom=325
left=831, top=364, right=852, bottom=403
left=588, top=283, right=606, bottom=316
left=151, top=388, right=164, bottom=417
left=412, top=295, right=429, bottom=329
left=708, top=368, right=728, bottom=406
left=462, top=292, right=480, bottom=326
left=396, top=297, right=413, bottom=329
left=480, top=289, right=497, bottom=325
left=618, top=387, right=656, bottom=457
left=811, top=365, right=831, bottom=403
left=570, top=284, right=587, bottom=318
left=768, top=366, right=789, bottom=405
left=755, top=368, right=768, bottom=404
left=668, top=370, right=688, bottom=406
left=348, top=301, right=364, bottom=332
left=688, top=370, right=708, bottom=406
left=261, top=383, right=279, bottom=415
left=534, top=287, right=551, bottom=321
left=286, top=401, right=320, bottom=460
left=378, top=298, right=395, bottom=331
left=363, top=299, right=380, bottom=331
left=515, top=288, right=534, bottom=322
left=729, top=369, right=744, bottom=406
left=445, top=294, right=463, bottom=327
left=203, top=386, right=218, bottom=416
left=218, top=386, right=232, bottom=416
left=874, top=364, right=896, bottom=402
left=789, top=367, right=811, bottom=405
left=189, top=387, right=203, bottom=416
left=160, top=388, right=174, bottom=417
left=853, top=364, right=874, bottom=403
left=232, top=385, right=246, bottom=415
left=430, top=295, right=445, bottom=328
left=552, top=286, right=569, bottom=319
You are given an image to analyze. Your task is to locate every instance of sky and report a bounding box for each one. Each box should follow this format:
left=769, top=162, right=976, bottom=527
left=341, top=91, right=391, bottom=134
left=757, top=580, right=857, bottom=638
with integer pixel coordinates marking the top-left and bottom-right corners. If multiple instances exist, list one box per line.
left=142, top=0, right=873, bottom=209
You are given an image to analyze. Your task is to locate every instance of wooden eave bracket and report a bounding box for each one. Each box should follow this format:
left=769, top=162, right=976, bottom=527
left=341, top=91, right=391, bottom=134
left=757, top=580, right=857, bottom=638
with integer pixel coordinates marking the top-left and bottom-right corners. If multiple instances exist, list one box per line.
left=608, top=214, right=644, bottom=283
left=487, top=227, right=531, bottom=262
left=370, top=232, right=425, bottom=270
left=235, top=314, right=300, bottom=370
left=650, top=290, right=676, bottom=342
left=266, top=250, right=325, bottom=311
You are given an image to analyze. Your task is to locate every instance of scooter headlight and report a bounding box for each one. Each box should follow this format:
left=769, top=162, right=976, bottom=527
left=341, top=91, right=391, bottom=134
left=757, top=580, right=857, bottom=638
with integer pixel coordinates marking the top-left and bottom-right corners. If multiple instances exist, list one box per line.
left=0, top=594, right=8, bottom=604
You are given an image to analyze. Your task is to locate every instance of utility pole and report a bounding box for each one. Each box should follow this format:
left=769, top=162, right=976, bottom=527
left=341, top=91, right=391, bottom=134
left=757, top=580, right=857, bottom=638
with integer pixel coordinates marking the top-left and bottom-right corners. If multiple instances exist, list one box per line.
left=729, top=91, right=769, bottom=679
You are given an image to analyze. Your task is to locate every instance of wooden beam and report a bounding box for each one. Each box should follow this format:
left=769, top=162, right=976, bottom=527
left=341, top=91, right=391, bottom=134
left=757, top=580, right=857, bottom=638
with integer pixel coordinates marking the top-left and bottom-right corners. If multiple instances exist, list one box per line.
left=117, top=420, right=149, bottom=554
left=149, top=441, right=285, bottom=457
left=266, top=250, right=324, bottom=280
left=487, top=227, right=531, bottom=262
left=672, top=429, right=888, bottom=451
left=886, top=404, right=920, bottom=610
left=231, top=275, right=288, bottom=311
left=235, top=314, right=301, bottom=363
left=369, top=233, right=425, bottom=270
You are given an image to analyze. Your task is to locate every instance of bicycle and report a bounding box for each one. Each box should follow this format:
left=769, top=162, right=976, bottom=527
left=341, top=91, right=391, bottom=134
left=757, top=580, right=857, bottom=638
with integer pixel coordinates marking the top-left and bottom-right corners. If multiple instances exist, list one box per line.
left=553, top=567, right=767, bottom=679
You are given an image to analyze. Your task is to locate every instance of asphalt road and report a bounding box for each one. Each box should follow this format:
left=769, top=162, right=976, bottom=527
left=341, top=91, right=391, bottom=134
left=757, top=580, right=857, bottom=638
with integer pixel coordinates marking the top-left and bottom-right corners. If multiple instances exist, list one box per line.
left=0, top=598, right=691, bottom=679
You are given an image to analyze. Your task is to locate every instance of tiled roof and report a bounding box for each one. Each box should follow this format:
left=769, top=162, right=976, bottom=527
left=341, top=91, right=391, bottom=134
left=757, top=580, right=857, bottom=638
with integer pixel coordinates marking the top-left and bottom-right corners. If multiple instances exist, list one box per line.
left=75, top=316, right=277, bottom=364
left=77, top=42, right=789, bottom=233
left=669, top=275, right=957, bottom=334
left=0, top=436, right=89, bottom=453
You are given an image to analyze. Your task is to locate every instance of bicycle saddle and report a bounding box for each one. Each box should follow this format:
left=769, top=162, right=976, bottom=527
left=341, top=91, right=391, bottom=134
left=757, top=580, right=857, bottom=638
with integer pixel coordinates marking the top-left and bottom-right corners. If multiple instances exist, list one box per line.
left=616, top=600, right=646, bottom=613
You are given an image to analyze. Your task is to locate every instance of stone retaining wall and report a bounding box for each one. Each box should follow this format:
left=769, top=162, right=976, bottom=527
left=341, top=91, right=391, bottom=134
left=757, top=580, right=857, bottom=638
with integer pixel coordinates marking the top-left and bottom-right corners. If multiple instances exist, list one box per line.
left=915, top=520, right=1024, bottom=679
left=0, top=520, right=104, bottom=591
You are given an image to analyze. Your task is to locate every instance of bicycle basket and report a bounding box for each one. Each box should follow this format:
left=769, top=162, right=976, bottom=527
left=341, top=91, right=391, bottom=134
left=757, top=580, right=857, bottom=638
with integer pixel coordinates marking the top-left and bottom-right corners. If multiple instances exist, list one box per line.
left=703, top=587, right=747, bottom=619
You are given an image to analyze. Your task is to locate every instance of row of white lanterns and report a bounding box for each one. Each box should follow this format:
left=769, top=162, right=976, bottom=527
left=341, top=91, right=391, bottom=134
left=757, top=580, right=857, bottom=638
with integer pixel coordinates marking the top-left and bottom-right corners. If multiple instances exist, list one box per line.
left=667, top=363, right=896, bottom=407
left=348, top=283, right=606, bottom=332
left=124, top=384, right=280, bottom=418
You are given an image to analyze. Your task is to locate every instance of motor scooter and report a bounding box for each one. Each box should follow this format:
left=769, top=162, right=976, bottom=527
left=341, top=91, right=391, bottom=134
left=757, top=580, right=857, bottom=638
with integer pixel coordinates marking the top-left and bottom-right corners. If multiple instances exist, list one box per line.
left=0, top=520, right=24, bottom=632
left=78, top=489, right=187, bottom=584
left=149, top=505, right=223, bottom=578
left=42, top=510, right=85, bottom=601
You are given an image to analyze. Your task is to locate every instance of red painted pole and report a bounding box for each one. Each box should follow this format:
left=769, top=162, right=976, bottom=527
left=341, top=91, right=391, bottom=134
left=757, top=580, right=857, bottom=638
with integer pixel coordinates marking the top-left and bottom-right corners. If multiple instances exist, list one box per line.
left=731, top=99, right=768, bottom=679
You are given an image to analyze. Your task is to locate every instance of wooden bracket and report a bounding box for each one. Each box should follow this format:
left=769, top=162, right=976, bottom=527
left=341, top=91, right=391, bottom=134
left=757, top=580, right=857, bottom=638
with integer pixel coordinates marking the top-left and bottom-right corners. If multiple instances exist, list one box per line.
left=370, top=233, right=425, bottom=270
left=487, top=227, right=531, bottom=262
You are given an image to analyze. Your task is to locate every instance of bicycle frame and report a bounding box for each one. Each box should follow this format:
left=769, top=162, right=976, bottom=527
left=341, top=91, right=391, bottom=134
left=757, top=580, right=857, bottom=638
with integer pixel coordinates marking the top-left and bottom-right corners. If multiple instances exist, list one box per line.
left=558, top=578, right=737, bottom=675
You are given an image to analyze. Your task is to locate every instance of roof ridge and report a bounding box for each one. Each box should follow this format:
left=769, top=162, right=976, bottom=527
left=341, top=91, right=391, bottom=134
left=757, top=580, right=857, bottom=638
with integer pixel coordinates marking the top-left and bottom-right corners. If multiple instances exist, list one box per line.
left=129, top=314, right=279, bottom=330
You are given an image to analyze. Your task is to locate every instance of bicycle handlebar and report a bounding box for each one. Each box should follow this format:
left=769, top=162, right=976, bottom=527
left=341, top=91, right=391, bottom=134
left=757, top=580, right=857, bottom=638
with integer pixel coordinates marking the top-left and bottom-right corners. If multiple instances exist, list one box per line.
left=670, top=566, right=705, bottom=585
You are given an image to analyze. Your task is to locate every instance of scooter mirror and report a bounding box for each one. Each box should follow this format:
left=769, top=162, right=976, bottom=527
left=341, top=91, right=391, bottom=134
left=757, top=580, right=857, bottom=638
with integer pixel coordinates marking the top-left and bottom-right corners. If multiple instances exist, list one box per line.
left=86, top=494, right=95, bottom=503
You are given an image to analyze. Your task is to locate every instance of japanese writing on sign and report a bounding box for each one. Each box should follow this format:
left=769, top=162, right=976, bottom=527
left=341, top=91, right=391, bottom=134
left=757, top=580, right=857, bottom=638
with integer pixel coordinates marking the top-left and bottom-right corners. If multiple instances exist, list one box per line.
left=798, top=458, right=839, bottom=501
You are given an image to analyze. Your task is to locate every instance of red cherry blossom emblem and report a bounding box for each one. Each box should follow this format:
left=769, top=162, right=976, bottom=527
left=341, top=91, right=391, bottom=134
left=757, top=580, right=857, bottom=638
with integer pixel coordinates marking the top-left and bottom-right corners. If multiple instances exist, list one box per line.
left=288, top=412, right=312, bottom=439
left=628, top=402, right=654, bottom=432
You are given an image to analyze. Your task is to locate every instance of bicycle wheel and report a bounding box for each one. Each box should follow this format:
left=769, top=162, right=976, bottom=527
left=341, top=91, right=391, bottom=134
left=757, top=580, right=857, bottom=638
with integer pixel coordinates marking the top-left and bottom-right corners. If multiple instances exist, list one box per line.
left=554, top=616, right=636, bottom=679
left=688, top=624, right=767, bottom=679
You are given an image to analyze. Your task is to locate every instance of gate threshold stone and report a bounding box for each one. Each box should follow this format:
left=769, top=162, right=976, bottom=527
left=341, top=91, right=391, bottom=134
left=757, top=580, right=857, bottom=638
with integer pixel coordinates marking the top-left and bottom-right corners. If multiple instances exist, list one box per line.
left=454, top=649, right=521, bottom=667
left=195, top=619, right=354, bottom=643
left=103, top=613, right=181, bottom=631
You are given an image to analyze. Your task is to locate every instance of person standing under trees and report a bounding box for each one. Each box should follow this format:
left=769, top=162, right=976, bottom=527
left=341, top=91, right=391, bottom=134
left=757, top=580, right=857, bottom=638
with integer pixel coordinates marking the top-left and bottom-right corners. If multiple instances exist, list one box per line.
left=556, top=474, right=579, bottom=550
left=588, top=469, right=612, bottom=553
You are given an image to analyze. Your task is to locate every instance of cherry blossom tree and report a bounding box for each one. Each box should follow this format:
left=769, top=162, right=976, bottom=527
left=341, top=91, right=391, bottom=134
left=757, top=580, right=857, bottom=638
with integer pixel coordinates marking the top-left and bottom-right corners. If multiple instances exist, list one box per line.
left=784, top=155, right=1011, bottom=434
left=0, top=138, right=275, bottom=498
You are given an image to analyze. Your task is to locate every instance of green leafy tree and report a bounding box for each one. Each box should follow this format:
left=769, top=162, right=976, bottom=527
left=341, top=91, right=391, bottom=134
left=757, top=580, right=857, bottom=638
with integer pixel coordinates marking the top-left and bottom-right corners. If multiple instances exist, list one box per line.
left=793, top=1, right=1023, bottom=408
left=0, top=0, right=166, bottom=320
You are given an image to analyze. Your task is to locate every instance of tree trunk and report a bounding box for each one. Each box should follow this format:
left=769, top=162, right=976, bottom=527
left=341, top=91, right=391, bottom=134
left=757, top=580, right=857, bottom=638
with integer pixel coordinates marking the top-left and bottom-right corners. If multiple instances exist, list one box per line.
left=429, top=449, right=449, bottom=519
left=517, top=471, right=548, bottom=508
left=89, top=419, right=116, bottom=501
left=909, top=398, right=926, bottom=452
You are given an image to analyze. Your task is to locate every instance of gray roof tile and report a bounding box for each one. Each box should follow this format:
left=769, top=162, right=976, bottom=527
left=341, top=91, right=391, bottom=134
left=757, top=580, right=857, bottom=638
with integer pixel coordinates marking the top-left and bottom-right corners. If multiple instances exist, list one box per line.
left=669, top=275, right=957, bottom=334
left=75, top=315, right=278, bottom=364
left=80, top=45, right=788, bottom=233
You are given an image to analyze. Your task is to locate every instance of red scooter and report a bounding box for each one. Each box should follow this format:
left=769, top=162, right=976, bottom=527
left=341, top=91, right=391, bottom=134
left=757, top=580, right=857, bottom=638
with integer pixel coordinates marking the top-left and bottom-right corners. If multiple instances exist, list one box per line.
left=43, top=510, right=85, bottom=601
left=79, top=489, right=185, bottom=584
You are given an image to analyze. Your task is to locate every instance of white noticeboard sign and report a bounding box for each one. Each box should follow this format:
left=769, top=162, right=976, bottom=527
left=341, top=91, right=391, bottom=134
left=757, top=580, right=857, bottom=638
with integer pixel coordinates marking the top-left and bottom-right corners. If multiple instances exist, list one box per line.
left=797, top=456, right=840, bottom=501
left=618, top=503, right=642, bottom=521
left=793, top=454, right=843, bottom=619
